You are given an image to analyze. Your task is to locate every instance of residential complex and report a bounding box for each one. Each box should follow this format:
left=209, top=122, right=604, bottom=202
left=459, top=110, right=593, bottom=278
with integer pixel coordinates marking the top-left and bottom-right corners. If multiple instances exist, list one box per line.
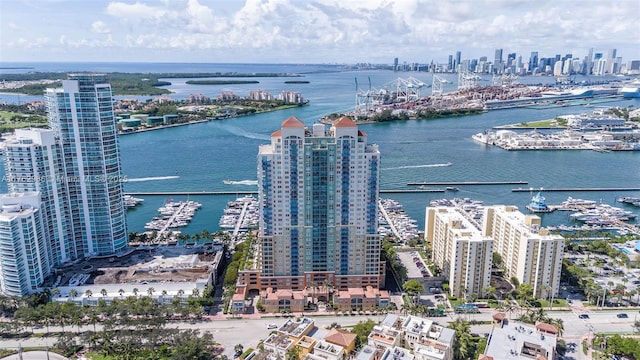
left=44, top=74, right=127, bottom=258
left=425, top=207, right=493, bottom=298
left=247, top=314, right=455, bottom=360
left=0, top=192, right=50, bottom=297
left=425, top=204, right=564, bottom=300
left=483, top=206, right=564, bottom=299
left=235, top=116, right=388, bottom=312
left=0, top=74, right=128, bottom=296
left=366, top=314, right=455, bottom=360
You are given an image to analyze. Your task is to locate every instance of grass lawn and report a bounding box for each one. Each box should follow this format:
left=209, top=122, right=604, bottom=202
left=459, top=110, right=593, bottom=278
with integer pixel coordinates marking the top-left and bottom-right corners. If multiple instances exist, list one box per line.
left=510, top=118, right=567, bottom=128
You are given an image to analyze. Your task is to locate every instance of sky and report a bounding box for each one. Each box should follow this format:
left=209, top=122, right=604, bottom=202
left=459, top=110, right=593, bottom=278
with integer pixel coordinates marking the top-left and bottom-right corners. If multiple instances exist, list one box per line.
left=1, top=0, right=639, bottom=64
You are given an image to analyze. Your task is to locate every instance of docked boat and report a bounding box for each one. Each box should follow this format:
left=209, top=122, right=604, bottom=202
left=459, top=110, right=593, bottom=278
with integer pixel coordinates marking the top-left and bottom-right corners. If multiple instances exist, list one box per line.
left=223, top=179, right=233, bottom=184
left=526, top=191, right=554, bottom=213
left=472, top=130, right=495, bottom=145
left=445, top=186, right=460, bottom=192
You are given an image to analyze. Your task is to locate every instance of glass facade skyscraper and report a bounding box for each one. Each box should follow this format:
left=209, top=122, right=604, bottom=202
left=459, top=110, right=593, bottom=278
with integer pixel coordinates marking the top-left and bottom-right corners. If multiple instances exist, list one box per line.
left=44, top=74, right=127, bottom=258
left=257, top=116, right=382, bottom=291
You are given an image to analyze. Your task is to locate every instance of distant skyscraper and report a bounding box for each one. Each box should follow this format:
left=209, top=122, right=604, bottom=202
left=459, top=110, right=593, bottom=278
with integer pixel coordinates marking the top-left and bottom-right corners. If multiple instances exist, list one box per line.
left=257, top=116, right=382, bottom=291
left=0, top=192, right=50, bottom=297
left=529, top=52, right=539, bottom=72
left=393, top=57, right=399, bottom=71
left=448, top=55, right=453, bottom=71
left=44, top=74, right=127, bottom=258
left=609, top=48, right=617, bottom=59
left=455, top=51, right=461, bottom=71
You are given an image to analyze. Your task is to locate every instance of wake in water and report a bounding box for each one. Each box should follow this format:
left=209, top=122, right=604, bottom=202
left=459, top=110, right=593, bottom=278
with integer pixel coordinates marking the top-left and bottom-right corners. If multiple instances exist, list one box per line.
left=383, top=163, right=452, bottom=170
left=127, top=176, right=180, bottom=182
left=219, top=124, right=270, bottom=141
left=223, top=179, right=258, bottom=186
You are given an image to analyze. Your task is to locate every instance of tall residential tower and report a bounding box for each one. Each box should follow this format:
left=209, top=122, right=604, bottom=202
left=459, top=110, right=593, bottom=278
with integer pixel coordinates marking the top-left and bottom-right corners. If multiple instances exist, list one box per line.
left=257, top=116, right=382, bottom=291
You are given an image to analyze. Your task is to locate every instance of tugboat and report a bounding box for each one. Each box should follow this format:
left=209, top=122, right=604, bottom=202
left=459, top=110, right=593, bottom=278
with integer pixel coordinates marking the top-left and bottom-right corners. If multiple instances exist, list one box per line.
left=526, top=191, right=555, bottom=213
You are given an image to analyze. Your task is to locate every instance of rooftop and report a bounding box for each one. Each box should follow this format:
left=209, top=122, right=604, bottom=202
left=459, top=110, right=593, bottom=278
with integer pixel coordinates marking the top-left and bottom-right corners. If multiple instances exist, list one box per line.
left=484, top=320, right=557, bottom=360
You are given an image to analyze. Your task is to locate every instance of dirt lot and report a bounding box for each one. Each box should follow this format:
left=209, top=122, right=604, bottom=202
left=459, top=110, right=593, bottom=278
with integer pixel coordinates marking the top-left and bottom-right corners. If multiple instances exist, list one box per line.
left=51, top=246, right=220, bottom=287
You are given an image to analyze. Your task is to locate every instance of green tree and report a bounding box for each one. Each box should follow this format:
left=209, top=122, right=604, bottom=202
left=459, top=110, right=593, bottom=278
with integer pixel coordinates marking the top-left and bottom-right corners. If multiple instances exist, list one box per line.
left=402, top=279, right=425, bottom=305
left=351, top=319, right=377, bottom=350
left=450, top=318, right=473, bottom=360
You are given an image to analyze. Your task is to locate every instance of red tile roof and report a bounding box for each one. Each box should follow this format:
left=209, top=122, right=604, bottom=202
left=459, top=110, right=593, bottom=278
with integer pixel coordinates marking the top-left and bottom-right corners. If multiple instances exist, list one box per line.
left=333, top=116, right=357, bottom=127
left=281, top=116, right=305, bottom=128
left=535, top=322, right=558, bottom=335
left=325, top=329, right=356, bottom=347
left=271, top=130, right=282, bottom=137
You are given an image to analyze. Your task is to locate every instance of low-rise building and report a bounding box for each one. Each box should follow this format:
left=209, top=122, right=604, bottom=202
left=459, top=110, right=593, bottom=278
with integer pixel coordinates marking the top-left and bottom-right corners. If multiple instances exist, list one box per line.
left=481, top=318, right=557, bottom=360
left=260, top=287, right=307, bottom=313
left=367, top=314, right=455, bottom=360
left=332, top=286, right=390, bottom=311
left=307, top=340, right=345, bottom=360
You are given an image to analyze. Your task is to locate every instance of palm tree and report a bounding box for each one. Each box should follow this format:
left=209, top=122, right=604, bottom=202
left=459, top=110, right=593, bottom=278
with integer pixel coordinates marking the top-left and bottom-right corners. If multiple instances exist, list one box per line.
left=69, top=289, right=78, bottom=301
left=450, top=318, right=472, bottom=360
left=100, top=288, right=108, bottom=298
left=119, top=288, right=125, bottom=298
left=133, top=288, right=139, bottom=297
left=85, top=289, right=93, bottom=299
left=192, top=288, right=200, bottom=298
left=147, top=287, right=155, bottom=298
left=51, top=287, right=60, bottom=299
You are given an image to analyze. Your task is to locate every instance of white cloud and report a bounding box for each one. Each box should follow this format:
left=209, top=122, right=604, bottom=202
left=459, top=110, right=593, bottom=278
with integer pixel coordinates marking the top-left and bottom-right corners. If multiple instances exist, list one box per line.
left=2, top=0, right=639, bottom=62
left=91, top=21, right=111, bottom=34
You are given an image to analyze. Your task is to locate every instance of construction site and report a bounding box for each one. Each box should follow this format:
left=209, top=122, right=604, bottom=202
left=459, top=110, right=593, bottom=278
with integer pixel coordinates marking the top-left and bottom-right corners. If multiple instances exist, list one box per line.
left=48, top=245, right=224, bottom=291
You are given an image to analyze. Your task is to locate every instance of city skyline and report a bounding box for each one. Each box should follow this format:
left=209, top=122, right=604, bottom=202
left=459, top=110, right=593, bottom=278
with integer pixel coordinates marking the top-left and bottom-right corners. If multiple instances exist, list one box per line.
left=1, top=0, right=638, bottom=64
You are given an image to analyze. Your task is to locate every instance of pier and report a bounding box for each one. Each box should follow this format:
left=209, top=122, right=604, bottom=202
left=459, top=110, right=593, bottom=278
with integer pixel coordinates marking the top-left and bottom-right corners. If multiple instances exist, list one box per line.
left=125, top=189, right=447, bottom=196
left=156, top=201, right=188, bottom=239
left=408, top=181, right=528, bottom=186
left=378, top=200, right=403, bottom=241
left=513, top=187, right=640, bottom=192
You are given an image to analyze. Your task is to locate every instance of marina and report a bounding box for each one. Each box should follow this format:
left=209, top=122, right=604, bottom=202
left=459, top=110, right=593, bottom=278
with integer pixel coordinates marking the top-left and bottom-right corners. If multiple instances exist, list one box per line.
left=144, top=199, right=202, bottom=237
left=378, top=198, right=420, bottom=243
left=218, top=195, right=259, bottom=242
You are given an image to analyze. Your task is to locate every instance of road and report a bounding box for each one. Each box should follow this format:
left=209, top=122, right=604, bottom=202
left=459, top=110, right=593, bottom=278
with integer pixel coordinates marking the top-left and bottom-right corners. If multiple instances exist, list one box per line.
left=0, top=309, right=637, bottom=358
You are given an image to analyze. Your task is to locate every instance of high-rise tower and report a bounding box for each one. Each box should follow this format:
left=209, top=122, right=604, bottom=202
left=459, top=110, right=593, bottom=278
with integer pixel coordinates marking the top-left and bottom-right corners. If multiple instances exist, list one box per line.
left=44, top=74, right=127, bottom=258
left=2, top=129, right=73, bottom=264
left=257, top=116, right=382, bottom=291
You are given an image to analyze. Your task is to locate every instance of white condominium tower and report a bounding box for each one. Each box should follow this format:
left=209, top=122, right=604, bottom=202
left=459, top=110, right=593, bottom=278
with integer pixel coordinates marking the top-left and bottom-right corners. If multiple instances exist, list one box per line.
left=2, top=128, right=73, bottom=265
left=0, top=192, right=50, bottom=297
left=425, top=207, right=493, bottom=298
left=483, top=205, right=564, bottom=299
left=44, top=74, right=127, bottom=258
left=257, top=116, right=382, bottom=290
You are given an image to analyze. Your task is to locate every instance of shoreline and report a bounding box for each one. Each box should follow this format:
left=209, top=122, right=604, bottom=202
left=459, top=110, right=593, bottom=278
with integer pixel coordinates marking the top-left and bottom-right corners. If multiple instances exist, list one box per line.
left=118, top=104, right=304, bottom=135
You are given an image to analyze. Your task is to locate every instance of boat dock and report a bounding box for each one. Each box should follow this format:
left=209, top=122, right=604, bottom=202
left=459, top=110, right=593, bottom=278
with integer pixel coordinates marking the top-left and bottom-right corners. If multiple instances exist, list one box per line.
left=218, top=196, right=259, bottom=244
left=513, top=187, right=640, bottom=192
left=377, top=198, right=419, bottom=243
left=144, top=200, right=202, bottom=242
left=378, top=199, right=402, bottom=241
left=126, top=189, right=448, bottom=196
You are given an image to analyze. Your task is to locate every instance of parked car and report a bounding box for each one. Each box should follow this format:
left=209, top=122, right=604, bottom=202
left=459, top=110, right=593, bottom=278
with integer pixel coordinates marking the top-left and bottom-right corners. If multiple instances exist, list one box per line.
left=578, top=314, right=590, bottom=319
left=617, top=313, right=628, bottom=318
left=267, top=324, right=278, bottom=329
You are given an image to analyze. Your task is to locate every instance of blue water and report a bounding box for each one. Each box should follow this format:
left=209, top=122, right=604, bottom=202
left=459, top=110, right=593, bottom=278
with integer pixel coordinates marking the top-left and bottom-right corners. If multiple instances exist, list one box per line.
left=1, top=63, right=638, bottom=234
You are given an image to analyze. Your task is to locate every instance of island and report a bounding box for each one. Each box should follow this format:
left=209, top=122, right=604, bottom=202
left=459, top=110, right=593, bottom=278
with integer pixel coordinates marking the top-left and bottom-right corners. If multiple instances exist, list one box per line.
left=0, top=71, right=304, bottom=96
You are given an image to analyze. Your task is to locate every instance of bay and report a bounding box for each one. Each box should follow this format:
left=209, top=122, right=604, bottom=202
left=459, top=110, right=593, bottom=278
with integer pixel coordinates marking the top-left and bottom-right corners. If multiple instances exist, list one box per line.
left=1, top=63, right=638, bottom=234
